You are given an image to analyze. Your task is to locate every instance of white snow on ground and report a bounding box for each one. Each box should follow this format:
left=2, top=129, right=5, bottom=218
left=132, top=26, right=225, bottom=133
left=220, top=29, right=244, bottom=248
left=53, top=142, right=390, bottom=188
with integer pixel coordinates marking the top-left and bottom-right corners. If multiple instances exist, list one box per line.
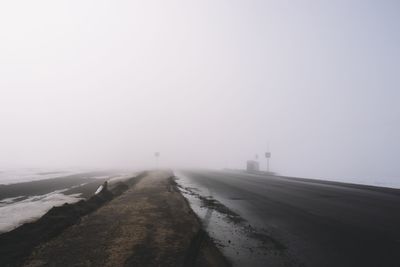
left=0, top=196, right=25, bottom=206
left=0, top=169, right=138, bottom=185
left=0, top=168, right=80, bottom=185
left=0, top=190, right=82, bottom=233
left=0, top=171, right=137, bottom=233
left=91, top=175, right=109, bottom=180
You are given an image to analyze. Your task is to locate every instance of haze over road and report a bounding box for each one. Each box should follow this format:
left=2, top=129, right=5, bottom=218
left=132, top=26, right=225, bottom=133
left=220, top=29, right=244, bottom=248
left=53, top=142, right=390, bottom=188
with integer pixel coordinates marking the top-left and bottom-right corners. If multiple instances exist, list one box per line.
left=180, top=170, right=400, bottom=267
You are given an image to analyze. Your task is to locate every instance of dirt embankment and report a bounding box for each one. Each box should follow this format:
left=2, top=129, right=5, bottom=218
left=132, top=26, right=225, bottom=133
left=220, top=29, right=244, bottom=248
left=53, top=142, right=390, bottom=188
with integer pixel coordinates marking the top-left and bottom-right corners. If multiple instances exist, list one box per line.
left=3, top=170, right=229, bottom=267
left=0, top=173, right=146, bottom=267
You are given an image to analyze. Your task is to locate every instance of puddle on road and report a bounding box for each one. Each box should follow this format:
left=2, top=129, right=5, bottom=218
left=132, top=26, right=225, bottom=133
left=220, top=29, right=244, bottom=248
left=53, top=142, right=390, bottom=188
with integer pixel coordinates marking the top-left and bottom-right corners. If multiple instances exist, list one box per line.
left=174, top=175, right=290, bottom=267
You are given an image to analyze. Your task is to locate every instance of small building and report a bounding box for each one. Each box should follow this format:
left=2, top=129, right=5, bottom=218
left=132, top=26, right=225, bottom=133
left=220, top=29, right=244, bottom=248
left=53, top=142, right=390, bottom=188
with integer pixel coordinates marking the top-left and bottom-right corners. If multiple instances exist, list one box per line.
left=246, top=160, right=260, bottom=172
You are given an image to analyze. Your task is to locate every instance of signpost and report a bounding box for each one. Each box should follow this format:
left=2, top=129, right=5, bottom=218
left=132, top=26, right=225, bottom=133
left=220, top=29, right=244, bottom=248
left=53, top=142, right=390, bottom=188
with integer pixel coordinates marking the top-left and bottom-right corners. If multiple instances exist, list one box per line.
left=265, top=152, right=271, bottom=172
left=155, top=152, right=160, bottom=168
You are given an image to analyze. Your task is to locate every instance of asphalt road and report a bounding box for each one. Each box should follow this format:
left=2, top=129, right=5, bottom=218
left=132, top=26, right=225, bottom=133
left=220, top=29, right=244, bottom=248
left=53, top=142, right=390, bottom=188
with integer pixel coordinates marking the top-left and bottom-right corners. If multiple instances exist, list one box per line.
left=180, top=170, right=400, bottom=267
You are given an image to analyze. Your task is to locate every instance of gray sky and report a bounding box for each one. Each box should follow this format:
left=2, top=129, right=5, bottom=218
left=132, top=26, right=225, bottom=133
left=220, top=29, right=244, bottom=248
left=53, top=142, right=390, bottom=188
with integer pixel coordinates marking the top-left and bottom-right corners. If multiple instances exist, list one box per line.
left=0, top=1, right=399, bottom=184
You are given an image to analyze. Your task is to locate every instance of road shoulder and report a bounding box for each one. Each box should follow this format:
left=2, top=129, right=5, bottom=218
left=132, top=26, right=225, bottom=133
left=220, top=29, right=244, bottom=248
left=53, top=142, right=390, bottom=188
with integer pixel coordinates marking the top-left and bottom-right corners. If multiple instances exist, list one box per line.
left=22, top=170, right=229, bottom=267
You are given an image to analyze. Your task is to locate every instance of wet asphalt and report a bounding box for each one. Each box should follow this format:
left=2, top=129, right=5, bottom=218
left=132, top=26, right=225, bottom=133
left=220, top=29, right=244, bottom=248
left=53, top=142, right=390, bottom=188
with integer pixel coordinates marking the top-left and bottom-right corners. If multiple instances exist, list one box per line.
left=180, top=170, right=400, bottom=267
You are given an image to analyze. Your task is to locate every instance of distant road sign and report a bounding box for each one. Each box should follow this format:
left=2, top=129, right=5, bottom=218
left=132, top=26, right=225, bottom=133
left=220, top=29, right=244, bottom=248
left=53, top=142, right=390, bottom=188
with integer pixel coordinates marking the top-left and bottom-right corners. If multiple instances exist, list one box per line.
left=155, top=152, right=160, bottom=157
left=265, top=152, right=271, bottom=158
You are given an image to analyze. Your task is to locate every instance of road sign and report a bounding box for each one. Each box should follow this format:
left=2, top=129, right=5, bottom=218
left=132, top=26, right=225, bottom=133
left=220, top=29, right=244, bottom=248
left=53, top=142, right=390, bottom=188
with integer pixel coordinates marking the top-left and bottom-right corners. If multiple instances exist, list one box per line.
left=265, top=152, right=271, bottom=158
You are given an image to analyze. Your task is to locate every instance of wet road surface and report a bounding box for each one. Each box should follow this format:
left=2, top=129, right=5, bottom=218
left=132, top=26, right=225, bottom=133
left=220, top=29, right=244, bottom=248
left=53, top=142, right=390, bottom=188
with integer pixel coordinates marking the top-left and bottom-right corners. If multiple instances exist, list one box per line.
left=179, top=170, right=400, bottom=267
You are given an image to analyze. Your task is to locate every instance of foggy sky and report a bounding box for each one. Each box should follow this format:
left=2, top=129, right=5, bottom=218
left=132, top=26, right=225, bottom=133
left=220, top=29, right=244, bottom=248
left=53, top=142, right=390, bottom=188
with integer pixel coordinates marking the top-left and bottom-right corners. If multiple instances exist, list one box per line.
left=1, top=1, right=399, bottom=185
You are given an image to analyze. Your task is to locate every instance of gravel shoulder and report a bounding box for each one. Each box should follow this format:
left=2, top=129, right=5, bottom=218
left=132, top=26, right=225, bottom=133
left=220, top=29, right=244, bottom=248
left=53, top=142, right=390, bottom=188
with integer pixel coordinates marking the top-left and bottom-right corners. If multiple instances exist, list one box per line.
left=21, top=170, right=229, bottom=267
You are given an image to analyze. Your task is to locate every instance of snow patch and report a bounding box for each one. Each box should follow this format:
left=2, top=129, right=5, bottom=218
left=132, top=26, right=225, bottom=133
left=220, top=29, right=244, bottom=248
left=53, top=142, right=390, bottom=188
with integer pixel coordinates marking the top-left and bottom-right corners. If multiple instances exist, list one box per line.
left=0, top=190, right=82, bottom=233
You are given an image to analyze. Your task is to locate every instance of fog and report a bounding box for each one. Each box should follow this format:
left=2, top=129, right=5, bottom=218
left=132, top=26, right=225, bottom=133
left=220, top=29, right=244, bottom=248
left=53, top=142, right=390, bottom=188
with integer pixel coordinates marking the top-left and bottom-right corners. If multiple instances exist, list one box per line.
left=1, top=1, right=399, bottom=185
